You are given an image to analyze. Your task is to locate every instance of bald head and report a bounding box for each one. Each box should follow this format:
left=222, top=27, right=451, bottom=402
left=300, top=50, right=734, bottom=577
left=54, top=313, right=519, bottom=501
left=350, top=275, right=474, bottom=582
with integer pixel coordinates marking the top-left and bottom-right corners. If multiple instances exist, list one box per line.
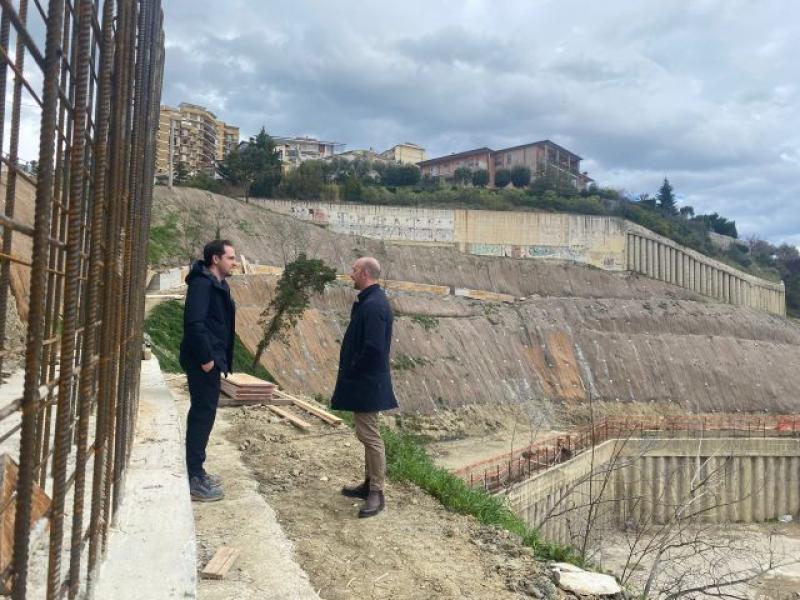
left=350, top=256, right=381, bottom=290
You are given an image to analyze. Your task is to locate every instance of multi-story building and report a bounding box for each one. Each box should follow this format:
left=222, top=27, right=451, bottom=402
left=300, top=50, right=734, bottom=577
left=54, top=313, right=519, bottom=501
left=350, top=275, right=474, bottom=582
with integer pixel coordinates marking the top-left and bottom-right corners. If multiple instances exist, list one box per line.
left=273, top=136, right=343, bottom=168
left=156, top=102, right=239, bottom=178
left=216, top=122, right=240, bottom=162
left=417, top=140, right=592, bottom=189
left=417, top=147, right=494, bottom=181
left=379, top=142, right=426, bottom=164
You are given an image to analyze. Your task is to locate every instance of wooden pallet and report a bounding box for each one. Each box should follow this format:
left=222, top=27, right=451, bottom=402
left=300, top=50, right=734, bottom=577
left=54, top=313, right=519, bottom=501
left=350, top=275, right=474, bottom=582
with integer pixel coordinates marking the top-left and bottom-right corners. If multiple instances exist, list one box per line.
left=219, top=373, right=277, bottom=406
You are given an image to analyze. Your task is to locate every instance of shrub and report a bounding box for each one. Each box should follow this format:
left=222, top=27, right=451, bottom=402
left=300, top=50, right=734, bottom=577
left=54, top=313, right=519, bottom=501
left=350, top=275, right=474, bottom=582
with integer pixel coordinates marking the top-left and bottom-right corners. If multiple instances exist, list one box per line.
left=494, top=168, right=512, bottom=188
left=510, top=165, right=531, bottom=188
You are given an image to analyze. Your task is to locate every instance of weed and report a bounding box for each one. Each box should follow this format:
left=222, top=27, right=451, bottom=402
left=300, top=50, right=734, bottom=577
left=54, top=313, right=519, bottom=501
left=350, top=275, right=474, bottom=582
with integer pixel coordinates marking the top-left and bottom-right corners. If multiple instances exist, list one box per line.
left=391, top=353, right=431, bottom=371
left=410, top=314, right=439, bottom=331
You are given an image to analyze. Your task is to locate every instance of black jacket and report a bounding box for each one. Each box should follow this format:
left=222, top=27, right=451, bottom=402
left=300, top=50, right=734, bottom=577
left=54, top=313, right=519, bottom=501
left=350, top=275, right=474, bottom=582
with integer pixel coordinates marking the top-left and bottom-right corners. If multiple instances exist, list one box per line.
left=331, top=284, right=398, bottom=412
left=179, top=261, right=236, bottom=374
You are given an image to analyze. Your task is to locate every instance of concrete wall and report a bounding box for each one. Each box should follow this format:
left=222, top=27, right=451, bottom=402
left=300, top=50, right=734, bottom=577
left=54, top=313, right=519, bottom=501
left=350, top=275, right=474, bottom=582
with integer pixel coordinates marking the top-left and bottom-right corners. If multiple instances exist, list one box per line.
left=252, top=199, right=785, bottom=316
left=504, top=438, right=800, bottom=547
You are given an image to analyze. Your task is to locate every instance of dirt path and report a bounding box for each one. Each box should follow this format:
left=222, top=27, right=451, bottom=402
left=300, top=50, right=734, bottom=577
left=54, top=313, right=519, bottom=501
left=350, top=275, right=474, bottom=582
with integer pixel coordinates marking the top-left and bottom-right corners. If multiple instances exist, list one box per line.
left=229, top=406, right=560, bottom=600
left=166, top=375, right=320, bottom=599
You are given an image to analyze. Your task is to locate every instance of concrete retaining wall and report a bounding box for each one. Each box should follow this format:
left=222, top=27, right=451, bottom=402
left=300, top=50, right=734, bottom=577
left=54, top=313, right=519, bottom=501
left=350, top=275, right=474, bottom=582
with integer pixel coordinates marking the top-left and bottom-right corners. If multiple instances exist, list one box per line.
left=504, top=438, right=800, bottom=547
left=252, top=199, right=785, bottom=315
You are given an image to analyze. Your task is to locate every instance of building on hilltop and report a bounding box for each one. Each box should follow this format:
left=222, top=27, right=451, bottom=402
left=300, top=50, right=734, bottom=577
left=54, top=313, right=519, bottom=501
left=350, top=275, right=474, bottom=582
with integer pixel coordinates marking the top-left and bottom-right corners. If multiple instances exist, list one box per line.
left=156, top=102, right=239, bottom=180
left=417, top=140, right=592, bottom=190
left=273, top=136, right=344, bottom=169
left=379, top=142, right=426, bottom=165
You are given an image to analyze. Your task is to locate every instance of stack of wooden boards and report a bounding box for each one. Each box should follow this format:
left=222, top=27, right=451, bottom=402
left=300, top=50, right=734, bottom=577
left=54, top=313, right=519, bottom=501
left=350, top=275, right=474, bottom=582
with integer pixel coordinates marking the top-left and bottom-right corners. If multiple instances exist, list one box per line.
left=219, top=373, right=276, bottom=406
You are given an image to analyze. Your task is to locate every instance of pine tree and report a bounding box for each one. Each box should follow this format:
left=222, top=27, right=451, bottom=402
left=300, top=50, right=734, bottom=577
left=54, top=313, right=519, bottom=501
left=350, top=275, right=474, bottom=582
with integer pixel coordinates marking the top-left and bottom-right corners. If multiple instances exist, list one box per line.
left=657, top=178, right=677, bottom=215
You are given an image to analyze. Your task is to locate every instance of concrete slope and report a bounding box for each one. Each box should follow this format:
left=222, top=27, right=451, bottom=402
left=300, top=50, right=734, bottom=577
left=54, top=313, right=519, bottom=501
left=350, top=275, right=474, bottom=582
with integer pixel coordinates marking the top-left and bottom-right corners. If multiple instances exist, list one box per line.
left=230, top=276, right=800, bottom=416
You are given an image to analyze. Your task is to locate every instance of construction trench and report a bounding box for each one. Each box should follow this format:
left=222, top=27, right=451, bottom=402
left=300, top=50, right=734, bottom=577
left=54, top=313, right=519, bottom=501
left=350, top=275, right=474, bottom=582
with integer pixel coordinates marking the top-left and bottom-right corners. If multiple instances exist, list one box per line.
left=454, top=417, right=800, bottom=596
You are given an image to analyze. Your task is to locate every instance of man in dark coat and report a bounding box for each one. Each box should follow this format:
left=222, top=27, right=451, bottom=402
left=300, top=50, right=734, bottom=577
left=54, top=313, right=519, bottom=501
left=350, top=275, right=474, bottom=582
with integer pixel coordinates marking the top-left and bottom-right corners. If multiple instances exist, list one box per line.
left=332, top=256, right=398, bottom=518
left=180, top=239, right=237, bottom=502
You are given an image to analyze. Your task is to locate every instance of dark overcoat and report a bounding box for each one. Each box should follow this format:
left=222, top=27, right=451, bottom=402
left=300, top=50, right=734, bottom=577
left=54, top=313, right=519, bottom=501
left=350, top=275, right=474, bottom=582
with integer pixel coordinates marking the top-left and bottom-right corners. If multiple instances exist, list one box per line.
left=331, top=284, right=398, bottom=412
left=179, top=260, right=236, bottom=374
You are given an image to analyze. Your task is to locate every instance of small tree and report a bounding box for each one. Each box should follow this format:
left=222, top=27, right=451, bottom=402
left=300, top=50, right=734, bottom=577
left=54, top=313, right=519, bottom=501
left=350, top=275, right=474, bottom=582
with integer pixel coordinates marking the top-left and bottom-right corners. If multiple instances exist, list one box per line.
left=219, top=127, right=282, bottom=202
left=657, top=178, right=677, bottom=215
left=678, top=205, right=694, bottom=218
left=453, top=167, right=472, bottom=185
left=510, top=165, right=531, bottom=188
left=472, top=168, right=489, bottom=187
left=382, top=163, right=421, bottom=186
left=174, top=161, right=189, bottom=185
left=494, top=168, right=512, bottom=188
left=252, top=253, right=337, bottom=368
left=280, top=160, right=325, bottom=200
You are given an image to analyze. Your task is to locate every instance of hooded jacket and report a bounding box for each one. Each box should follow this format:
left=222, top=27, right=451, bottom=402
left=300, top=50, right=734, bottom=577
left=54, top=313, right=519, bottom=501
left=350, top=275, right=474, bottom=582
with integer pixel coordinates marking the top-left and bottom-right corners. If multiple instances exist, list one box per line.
left=179, top=260, right=236, bottom=374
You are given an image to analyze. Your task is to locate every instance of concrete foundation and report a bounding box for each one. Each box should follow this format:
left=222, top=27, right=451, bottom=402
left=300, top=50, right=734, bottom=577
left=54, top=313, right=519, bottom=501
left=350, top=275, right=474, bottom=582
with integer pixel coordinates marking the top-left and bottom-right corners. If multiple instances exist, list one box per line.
left=503, top=437, right=800, bottom=547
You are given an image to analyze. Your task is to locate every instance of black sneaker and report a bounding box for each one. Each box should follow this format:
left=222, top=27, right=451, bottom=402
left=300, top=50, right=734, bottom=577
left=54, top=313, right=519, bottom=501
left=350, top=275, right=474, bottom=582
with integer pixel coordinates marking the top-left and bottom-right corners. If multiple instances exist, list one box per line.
left=190, top=475, right=224, bottom=502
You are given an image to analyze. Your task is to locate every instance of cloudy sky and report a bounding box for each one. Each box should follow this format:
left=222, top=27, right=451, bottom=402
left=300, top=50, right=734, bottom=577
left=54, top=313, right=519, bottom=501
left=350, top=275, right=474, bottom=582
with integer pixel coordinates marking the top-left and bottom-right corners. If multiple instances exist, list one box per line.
left=161, top=0, right=799, bottom=246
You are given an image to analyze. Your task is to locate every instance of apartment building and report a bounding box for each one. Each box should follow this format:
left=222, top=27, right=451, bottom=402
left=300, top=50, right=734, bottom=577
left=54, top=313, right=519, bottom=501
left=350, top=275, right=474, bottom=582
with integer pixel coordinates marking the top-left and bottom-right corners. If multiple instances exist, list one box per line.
left=417, top=140, right=592, bottom=189
left=156, top=103, right=239, bottom=178
left=273, top=136, right=343, bottom=168
left=379, top=142, right=426, bottom=164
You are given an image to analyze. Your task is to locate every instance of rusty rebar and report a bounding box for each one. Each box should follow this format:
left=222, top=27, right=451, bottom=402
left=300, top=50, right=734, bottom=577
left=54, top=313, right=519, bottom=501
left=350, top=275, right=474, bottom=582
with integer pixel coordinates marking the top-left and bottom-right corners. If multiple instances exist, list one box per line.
left=0, top=0, right=163, bottom=594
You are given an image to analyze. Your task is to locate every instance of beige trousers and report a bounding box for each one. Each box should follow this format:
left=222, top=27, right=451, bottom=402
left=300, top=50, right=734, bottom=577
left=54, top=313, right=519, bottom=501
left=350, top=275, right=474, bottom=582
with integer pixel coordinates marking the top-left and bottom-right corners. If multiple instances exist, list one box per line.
left=353, top=412, right=385, bottom=491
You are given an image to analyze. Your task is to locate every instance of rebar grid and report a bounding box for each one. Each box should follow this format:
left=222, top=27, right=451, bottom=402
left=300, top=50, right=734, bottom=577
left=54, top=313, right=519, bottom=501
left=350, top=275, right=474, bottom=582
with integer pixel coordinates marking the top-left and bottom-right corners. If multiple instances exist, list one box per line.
left=0, top=0, right=164, bottom=597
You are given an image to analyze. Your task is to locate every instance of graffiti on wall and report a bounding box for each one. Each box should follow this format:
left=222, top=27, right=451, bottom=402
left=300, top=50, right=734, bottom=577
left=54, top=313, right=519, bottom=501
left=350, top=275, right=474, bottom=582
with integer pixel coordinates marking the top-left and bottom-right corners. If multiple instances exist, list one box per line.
left=468, top=243, right=590, bottom=260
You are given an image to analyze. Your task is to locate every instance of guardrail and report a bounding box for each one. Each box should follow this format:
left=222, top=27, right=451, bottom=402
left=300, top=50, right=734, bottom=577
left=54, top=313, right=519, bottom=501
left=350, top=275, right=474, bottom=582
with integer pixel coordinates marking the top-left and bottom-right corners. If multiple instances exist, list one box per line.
left=0, top=0, right=164, bottom=597
left=456, top=414, right=800, bottom=494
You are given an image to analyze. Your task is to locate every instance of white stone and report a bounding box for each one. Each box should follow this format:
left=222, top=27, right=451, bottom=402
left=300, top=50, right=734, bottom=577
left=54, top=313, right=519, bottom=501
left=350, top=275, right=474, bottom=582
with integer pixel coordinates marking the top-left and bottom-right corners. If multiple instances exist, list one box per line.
left=554, top=570, right=622, bottom=596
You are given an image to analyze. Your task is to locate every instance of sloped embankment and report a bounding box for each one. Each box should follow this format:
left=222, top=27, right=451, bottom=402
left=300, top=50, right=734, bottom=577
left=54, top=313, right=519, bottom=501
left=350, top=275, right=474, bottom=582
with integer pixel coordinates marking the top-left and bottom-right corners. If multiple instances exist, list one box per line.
left=152, top=187, right=800, bottom=416
left=231, top=275, right=800, bottom=416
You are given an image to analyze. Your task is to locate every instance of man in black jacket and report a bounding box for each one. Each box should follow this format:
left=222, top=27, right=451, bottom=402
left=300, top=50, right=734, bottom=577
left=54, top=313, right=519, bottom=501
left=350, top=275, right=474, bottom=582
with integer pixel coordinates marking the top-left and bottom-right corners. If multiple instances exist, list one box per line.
left=180, top=240, right=237, bottom=502
left=331, top=256, right=398, bottom=518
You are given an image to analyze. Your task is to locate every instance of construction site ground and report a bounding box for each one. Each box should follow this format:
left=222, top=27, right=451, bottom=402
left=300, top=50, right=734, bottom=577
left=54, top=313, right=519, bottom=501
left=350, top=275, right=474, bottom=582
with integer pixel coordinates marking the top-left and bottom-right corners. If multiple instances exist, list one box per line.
left=165, top=375, right=576, bottom=600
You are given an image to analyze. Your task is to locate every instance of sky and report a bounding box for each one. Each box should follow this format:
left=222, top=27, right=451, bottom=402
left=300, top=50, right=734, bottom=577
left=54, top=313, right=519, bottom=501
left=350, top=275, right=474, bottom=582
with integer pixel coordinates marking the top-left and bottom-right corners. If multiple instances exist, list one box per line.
left=159, top=0, right=799, bottom=246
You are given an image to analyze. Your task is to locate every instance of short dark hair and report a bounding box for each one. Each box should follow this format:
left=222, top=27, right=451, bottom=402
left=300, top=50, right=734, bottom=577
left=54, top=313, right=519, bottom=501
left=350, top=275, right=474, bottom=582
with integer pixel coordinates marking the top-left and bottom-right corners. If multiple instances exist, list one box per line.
left=203, top=239, right=234, bottom=266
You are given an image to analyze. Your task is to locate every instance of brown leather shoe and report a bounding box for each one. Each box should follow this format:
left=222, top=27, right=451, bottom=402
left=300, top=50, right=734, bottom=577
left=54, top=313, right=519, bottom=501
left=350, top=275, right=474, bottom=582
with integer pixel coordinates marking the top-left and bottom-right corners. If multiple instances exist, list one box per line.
left=358, top=490, right=385, bottom=518
left=341, top=479, right=370, bottom=499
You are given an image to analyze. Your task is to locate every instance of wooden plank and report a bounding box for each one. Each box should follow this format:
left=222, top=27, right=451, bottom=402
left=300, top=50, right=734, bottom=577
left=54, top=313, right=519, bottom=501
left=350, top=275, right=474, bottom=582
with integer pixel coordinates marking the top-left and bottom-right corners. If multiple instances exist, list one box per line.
left=200, top=546, right=241, bottom=580
left=276, top=392, right=342, bottom=426
left=0, top=454, right=51, bottom=593
left=267, top=405, right=312, bottom=431
left=225, top=373, right=274, bottom=386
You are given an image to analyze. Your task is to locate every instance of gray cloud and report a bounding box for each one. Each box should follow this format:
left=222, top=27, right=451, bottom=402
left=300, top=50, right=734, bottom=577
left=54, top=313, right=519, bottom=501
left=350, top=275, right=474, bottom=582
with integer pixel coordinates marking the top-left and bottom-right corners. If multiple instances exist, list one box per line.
left=161, top=0, right=800, bottom=246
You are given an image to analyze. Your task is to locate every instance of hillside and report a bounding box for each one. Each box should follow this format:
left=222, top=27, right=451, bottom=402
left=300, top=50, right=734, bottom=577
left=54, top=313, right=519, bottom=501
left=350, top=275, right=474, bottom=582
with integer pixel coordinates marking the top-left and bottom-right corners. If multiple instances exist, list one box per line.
left=151, top=187, right=800, bottom=418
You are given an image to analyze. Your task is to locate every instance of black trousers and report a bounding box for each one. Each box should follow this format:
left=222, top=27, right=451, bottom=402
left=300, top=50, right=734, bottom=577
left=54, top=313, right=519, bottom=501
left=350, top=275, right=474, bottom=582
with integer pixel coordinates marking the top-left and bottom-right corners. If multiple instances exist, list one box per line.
left=185, top=364, right=220, bottom=478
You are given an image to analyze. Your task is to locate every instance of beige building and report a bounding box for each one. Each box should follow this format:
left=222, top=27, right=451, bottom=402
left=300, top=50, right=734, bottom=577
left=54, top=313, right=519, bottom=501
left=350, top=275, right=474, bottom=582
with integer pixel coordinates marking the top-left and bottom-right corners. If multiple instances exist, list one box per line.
left=418, top=140, right=592, bottom=189
left=379, top=142, right=426, bottom=164
left=273, top=136, right=343, bottom=168
left=156, top=102, right=239, bottom=178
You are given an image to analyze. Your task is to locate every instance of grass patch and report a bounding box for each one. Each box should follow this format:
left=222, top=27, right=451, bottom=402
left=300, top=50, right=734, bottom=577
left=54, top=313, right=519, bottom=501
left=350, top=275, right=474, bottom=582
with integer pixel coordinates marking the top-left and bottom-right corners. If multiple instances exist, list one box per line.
left=144, top=299, right=276, bottom=382
left=380, top=426, right=584, bottom=565
left=391, top=353, right=431, bottom=371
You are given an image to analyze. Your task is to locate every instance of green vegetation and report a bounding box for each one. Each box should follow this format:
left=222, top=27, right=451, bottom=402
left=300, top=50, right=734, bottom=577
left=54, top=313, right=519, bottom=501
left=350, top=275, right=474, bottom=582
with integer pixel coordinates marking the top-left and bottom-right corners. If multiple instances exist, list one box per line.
left=410, top=314, right=439, bottom=331
left=391, top=353, right=431, bottom=371
left=252, top=253, right=337, bottom=368
left=218, top=127, right=282, bottom=202
left=147, top=212, right=182, bottom=265
left=144, top=299, right=275, bottom=382
left=382, top=426, right=583, bottom=564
